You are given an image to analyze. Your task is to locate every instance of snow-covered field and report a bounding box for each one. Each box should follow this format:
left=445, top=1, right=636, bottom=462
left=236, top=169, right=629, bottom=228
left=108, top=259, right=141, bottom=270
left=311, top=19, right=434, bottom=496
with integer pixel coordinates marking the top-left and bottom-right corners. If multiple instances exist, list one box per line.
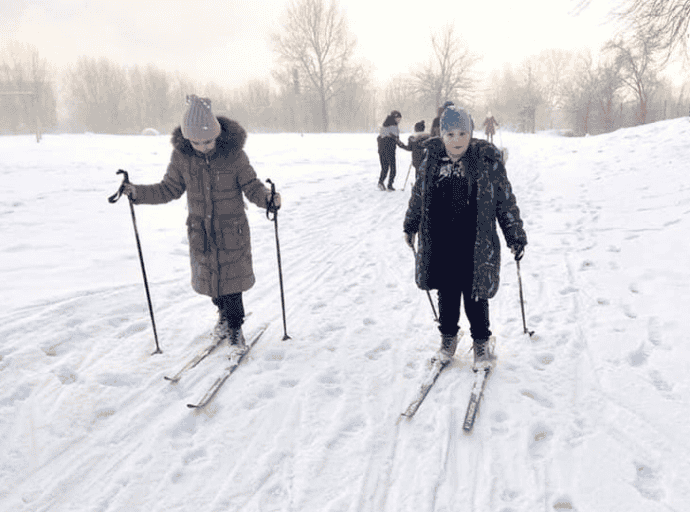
left=1, top=119, right=689, bottom=511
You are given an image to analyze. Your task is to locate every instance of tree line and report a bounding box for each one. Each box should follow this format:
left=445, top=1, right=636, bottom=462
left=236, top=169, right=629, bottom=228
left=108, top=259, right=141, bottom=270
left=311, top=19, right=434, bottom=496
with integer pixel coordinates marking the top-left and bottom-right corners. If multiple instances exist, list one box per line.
left=2, top=0, right=688, bottom=137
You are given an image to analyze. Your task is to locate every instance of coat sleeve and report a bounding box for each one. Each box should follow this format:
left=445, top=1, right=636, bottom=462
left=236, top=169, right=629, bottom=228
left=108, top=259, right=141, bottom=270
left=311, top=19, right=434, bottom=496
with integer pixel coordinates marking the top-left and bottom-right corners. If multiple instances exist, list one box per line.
left=491, top=156, right=527, bottom=248
left=403, top=153, right=428, bottom=234
left=133, top=150, right=187, bottom=205
left=235, top=150, right=271, bottom=209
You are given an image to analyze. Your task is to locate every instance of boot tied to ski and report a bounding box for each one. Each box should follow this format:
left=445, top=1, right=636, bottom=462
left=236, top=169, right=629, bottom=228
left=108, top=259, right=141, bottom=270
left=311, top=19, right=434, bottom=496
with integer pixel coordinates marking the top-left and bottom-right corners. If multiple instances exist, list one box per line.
left=228, top=327, right=245, bottom=347
left=472, top=337, right=495, bottom=371
left=227, top=327, right=247, bottom=363
left=212, top=312, right=231, bottom=343
left=433, top=333, right=458, bottom=365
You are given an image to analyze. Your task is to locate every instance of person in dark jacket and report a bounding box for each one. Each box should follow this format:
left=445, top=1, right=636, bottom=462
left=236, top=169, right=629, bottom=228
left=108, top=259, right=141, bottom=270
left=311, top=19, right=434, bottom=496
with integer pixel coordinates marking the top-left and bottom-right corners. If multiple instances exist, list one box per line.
left=403, top=106, right=527, bottom=368
left=377, top=110, right=409, bottom=190
left=429, top=100, right=455, bottom=137
left=407, top=120, right=430, bottom=180
left=122, top=95, right=281, bottom=355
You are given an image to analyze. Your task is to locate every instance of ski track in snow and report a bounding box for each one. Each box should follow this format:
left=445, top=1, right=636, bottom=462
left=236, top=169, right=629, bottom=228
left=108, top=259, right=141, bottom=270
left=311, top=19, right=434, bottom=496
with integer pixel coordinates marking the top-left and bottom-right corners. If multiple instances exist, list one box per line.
left=1, top=123, right=689, bottom=511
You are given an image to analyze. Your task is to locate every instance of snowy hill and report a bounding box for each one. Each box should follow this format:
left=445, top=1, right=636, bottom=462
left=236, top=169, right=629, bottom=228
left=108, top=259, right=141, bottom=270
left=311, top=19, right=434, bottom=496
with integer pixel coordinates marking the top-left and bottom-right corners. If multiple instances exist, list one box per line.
left=1, top=120, right=689, bottom=511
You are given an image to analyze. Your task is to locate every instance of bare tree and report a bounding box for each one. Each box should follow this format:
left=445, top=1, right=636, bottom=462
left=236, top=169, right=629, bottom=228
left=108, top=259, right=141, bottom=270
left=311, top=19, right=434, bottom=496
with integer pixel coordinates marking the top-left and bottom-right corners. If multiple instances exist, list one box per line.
left=66, top=56, right=130, bottom=132
left=380, top=73, right=423, bottom=125
left=605, top=31, right=661, bottom=124
left=0, top=42, right=56, bottom=134
left=127, top=64, right=175, bottom=132
left=536, top=49, right=576, bottom=128
left=575, top=0, right=690, bottom=64
left=271, top=0, right=360, bottom=132
left=515, top=59, right=544, bottom=133
left=561, top=51, right=598, bottom=135
left=593, top=57, right=625, bottom=132
left=331, top=65, right=371, bottom=131
left=411, top=24, right=480, bottom=111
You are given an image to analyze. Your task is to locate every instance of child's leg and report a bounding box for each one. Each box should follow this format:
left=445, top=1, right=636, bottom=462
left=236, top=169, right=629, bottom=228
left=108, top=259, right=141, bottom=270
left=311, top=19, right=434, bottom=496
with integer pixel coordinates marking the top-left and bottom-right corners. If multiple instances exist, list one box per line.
left=213, top=293, right=245, bottom=328
left=437, top=288, right=462, bottom=336
left=463, top=292, right=491, bottom=340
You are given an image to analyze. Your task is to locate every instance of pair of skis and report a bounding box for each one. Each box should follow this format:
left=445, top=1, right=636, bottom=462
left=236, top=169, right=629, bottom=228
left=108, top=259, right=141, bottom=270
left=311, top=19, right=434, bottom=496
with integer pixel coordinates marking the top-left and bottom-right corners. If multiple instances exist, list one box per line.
left=164, top=324, right=268, bottom=409
left=400, top=339, right=493, bottom=433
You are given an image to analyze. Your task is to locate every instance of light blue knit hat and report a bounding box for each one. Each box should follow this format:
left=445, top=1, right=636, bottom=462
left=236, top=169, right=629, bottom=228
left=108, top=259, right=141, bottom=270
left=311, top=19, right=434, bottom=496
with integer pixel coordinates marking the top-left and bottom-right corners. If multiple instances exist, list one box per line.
left=440, top=106, right=474, bottom=137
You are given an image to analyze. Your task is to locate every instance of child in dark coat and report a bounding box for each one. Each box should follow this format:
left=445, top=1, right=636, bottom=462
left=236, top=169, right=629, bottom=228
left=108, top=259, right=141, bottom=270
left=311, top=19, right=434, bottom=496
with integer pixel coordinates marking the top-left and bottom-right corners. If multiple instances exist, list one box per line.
left=407, top=120, right=430, bottom=180
left=403, top=106, right=527, bottom=368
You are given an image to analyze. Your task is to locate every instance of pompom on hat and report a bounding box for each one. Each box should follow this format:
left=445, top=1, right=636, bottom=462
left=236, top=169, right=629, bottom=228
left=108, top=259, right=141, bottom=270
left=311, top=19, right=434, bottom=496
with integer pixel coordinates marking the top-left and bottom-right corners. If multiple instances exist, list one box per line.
left=181, top=95, right=221, bottom=141
left=440, top=106, right=474, bottom=138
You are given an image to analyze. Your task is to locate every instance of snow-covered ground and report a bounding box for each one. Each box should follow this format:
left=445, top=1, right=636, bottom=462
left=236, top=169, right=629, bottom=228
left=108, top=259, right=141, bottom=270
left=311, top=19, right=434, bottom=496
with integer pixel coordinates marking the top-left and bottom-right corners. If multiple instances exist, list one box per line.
left=1, top=119, right=689, bottom=511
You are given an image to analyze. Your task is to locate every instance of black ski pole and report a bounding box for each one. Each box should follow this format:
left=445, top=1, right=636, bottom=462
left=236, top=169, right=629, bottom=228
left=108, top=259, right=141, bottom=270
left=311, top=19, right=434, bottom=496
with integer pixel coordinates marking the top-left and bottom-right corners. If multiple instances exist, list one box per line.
left=402, top=162, right=413, bottom=191
left=266, top=179, right=290, bottom=340
left=108, top=169, right=162, bottom=355
left=516, top=259, right=534, bottom=337
left=410, top=247, right=439, bottom=323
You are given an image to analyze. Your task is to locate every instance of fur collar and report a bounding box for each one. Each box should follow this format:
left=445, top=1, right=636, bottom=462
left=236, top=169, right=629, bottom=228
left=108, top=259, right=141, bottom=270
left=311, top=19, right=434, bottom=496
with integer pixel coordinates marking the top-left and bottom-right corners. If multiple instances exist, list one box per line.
left=171, top=116, right=247, bottom=157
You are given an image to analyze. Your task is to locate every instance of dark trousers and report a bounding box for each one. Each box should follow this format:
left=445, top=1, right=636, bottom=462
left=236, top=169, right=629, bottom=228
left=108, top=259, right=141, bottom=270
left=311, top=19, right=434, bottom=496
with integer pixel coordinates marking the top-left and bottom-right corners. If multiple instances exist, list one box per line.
left=437, top=285, right=491, bottom=340
left=212, top=293, right=245, bottom=328
left=378, top=152, right=397, bottom=185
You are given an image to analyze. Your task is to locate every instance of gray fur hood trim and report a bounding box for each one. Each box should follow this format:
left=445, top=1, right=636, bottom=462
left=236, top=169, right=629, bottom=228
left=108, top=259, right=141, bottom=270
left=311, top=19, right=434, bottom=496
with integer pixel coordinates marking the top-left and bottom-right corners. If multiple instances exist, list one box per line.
left=171, top=116, right=247, bottom=157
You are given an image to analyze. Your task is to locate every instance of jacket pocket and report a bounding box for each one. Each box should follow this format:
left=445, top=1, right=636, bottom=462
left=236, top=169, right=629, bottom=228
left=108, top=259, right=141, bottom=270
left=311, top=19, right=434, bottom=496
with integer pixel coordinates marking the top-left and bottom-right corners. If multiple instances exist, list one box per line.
left=186, top=216, right=207, bottom=253
left=219, top=217, right=248, bottom=251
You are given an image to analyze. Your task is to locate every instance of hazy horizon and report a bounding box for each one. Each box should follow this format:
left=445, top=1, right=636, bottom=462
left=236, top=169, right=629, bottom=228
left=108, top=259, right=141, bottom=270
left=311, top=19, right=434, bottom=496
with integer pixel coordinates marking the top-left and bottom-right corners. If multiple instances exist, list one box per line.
left=1, top=0, right=653, bottom=92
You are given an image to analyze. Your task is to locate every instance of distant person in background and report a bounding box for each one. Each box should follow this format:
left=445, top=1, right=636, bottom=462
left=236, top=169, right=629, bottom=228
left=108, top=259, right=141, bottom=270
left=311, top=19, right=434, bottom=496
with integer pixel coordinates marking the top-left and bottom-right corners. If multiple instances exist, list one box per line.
left=377, top=110, right=409, bottom=191
left=121, top=95, right=281, bottom=356
left=429, top=100, right=455, bottom=137
left=403, top=106, right=527, bottom=369
left=408, top=120, right=430, bottom=180
left=482, top=111, right=499, bottom=144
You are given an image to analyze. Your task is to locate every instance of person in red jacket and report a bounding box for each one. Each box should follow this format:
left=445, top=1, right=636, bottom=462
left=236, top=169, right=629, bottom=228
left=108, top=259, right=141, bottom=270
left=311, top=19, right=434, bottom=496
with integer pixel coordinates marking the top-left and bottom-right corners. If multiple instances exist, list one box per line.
left=122, top=95, right=281, bottom=355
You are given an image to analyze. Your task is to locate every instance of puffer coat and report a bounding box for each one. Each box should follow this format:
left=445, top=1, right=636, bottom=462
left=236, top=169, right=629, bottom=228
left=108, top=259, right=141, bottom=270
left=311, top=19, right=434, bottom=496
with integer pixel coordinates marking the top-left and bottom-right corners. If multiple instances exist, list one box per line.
left=403, top=137, right=527, bottom=300
left=133, top=117, right=270, bottom=298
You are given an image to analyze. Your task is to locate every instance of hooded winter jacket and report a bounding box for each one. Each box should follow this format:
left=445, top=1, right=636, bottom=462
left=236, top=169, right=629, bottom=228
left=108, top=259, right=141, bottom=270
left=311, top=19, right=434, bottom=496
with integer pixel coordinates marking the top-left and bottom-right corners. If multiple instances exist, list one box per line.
left=403, top=137, right=527, bottom=299
left=408, top=132, right=430, bottom=171
left=133, top=117, right=271, bottom=298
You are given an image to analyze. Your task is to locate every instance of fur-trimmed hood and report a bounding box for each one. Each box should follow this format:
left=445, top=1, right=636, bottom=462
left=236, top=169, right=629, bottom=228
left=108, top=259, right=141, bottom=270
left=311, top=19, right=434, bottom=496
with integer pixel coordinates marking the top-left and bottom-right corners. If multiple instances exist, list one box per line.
left=171, top=116, right=247, bottom=157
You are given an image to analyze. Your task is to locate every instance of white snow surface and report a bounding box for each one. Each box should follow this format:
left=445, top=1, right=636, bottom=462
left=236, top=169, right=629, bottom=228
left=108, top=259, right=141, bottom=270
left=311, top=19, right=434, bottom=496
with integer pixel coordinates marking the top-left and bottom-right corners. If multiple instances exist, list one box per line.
left=1, top=121, right=689, bottom=511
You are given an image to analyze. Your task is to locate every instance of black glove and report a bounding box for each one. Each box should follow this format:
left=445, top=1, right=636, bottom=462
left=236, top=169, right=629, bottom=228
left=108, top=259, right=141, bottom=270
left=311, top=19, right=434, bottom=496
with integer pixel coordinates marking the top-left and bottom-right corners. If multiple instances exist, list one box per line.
left=404, top=232, right=416, bottom=249
left=267, top=191, right=281, bottom=213
left=510, top=243, right=525, bottom=261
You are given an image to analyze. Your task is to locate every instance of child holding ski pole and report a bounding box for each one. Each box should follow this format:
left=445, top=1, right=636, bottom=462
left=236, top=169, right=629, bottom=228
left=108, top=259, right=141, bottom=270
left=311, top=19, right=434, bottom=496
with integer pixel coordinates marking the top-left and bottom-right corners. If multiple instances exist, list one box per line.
left=121, top=95, right=281, bottom=357
left=403, top=106, right=527, bottom=368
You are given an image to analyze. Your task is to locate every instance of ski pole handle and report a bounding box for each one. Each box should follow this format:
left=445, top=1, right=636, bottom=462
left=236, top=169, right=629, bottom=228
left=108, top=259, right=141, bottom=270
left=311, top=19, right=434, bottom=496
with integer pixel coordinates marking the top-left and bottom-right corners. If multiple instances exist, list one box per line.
left=266, top=178, right=279, bottom=221
left=108, top=169, right=131, bottom=204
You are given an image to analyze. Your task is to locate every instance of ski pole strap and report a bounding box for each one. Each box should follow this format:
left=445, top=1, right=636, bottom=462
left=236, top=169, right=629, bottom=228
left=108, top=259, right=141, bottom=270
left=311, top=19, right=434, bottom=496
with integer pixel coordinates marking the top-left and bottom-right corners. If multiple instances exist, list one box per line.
left=108, top=169, right=131, bottom=204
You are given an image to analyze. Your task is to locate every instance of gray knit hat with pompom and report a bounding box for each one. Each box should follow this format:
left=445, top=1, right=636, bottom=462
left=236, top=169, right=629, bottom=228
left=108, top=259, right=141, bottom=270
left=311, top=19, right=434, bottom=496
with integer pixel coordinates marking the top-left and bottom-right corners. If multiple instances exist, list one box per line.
left=181, top=95, right=221, bottom=141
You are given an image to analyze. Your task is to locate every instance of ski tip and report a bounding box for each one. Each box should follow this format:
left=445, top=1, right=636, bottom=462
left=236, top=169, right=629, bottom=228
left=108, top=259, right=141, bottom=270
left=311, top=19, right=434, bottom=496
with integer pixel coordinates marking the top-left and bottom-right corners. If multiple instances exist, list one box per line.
left=186, top=403, right=200, bottom=409
left=163, top=376, right=179, bottom=383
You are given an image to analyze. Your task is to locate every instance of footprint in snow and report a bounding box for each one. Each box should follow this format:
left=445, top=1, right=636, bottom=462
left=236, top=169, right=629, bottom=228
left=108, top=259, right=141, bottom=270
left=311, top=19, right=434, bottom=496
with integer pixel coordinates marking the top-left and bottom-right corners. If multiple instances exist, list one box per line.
left=55, top=364, right=78, bottom=385
left=521, top=389, right=555, bottom=408
left=627, top=342, right=649, bottom=367
left=633, top=462, right=665, bottom=501
left=532, top=353, right=555, bottom=368
left=97, top=373, right=140, bottom=387
left=553, top=496, right=576, bottom=509
left=528, top=423, right=553, bottom=458
left=364, top=341, right=391, bottom=360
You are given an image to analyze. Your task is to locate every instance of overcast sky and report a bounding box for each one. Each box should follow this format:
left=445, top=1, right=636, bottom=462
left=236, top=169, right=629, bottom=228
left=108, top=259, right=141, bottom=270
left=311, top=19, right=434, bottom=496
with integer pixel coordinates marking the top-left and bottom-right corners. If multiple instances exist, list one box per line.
left=2, top=0, right=626, bottom=90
